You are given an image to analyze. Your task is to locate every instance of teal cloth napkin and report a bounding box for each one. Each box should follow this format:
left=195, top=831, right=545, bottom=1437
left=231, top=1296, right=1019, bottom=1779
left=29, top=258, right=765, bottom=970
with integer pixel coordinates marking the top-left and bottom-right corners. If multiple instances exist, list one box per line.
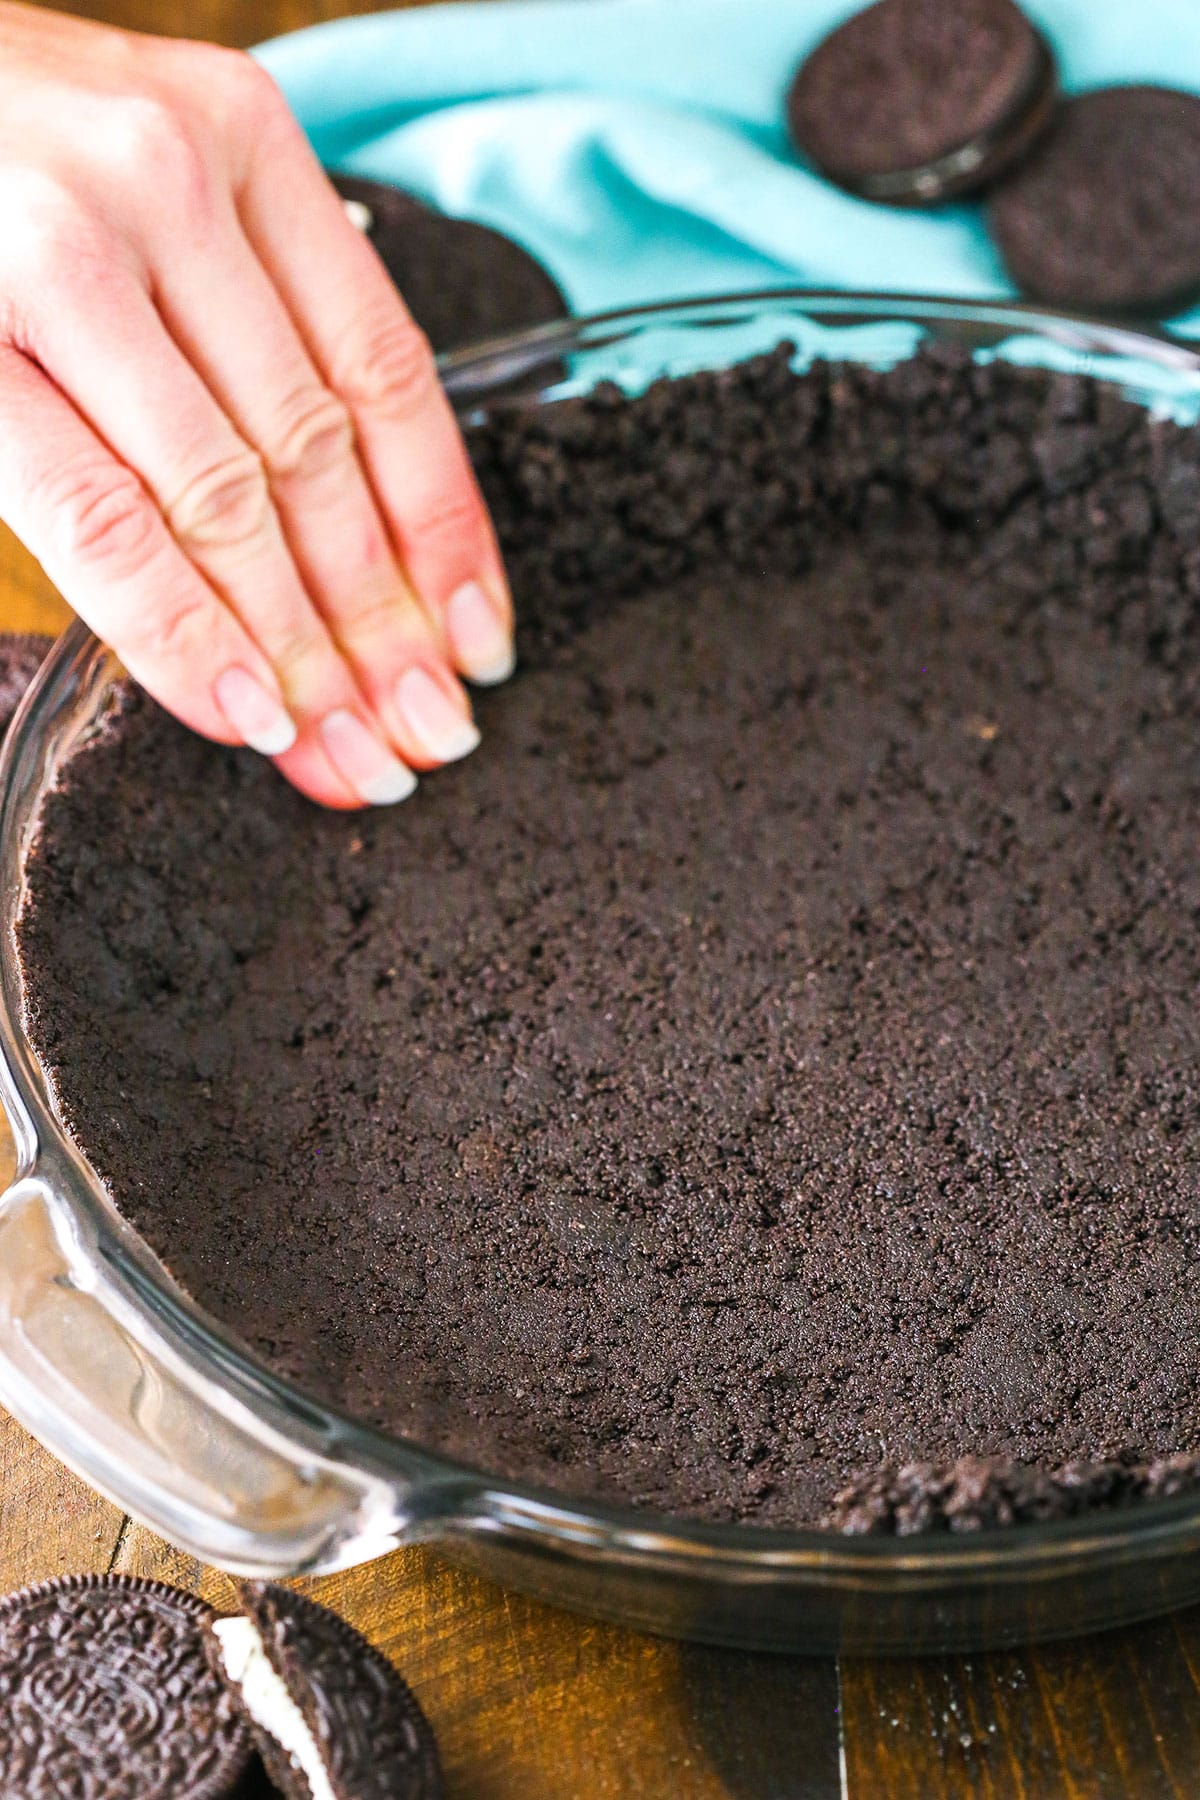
left=253, top=0, right=1200, bottom=336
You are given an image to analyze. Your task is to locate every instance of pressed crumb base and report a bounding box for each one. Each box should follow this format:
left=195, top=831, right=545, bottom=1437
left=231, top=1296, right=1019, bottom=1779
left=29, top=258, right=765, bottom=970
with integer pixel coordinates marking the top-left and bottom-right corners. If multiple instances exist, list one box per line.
left=19, top=346, right=1200, bottom=1532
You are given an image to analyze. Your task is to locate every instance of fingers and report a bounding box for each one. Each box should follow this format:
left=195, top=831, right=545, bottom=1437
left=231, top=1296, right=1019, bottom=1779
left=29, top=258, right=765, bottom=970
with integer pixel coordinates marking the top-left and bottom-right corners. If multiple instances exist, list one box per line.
left=233, top=85, right=515, bottom=686
left=6, top=265, right=414, bottom=810
left=0, top=45, right=511, bottom=811
left=0, top=343, right=297, bottom=758
left=148, top=201, right=480, bottom=772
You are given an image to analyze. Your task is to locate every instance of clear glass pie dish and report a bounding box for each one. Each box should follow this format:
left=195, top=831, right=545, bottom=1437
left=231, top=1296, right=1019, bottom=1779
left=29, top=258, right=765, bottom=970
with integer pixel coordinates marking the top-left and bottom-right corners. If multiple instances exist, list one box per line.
left=4, top=291, right=1200, bottom=1657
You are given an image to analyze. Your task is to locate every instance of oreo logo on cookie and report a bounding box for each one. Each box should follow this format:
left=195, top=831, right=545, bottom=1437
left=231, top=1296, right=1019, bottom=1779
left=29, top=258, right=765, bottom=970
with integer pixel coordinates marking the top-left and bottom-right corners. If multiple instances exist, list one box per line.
left=0, top=1575, right=255, bottom=1800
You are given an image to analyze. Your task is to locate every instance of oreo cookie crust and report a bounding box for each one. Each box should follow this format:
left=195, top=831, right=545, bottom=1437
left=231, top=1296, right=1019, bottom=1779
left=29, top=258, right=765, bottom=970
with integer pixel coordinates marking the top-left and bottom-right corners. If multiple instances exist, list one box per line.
left=22, top=344, right=1200, bottom=1534
left=209, top=1584, right=442, bottom=1800
left=331, top=173, right=568, bottom=353
left=0, top=631, right=53, bottom=739
left=0, top=1575, right=255, bottom=1800
left=990, top=86, right=1200, bottom=313
left=786, top=0, right=1055, bottom=203
left=832, top=1452, right=1200, bottom=1535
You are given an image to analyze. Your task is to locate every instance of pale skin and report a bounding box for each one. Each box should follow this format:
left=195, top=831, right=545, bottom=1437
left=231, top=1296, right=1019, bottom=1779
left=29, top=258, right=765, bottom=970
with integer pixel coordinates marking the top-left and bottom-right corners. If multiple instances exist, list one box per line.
left=0, top=2, right=515, bottom=808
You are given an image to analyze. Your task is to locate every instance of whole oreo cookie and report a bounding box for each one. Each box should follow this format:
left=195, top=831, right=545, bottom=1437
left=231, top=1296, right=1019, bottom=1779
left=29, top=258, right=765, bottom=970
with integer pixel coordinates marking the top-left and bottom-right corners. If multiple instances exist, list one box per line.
left=208, top=1582, right=442, bottom=1800
left=0, top=1574, right=256, bottom=1800
left=0, top=631, right=53, bottom=739
left=990, top=86, right=1200, bottom=313
left=786, top=0, right=1056, bottom=204
left=332, top=173, right=568, bottom=353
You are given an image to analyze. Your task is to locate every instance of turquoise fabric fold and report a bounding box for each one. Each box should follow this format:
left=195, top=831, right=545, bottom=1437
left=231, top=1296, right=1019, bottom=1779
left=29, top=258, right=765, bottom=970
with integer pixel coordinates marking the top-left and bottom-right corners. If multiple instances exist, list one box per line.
left=253, top=0, right=1200, bottom=335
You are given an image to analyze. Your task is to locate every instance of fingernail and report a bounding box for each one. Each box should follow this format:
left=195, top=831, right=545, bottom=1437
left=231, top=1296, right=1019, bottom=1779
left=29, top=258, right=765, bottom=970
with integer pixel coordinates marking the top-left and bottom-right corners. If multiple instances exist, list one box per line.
left=446, top=581, right=515, bottom=686
left=395, top=666, right=481, bottom=764
left=214, top=666, right=297, bottom=756
left=320, top=708, right=417, bottom=805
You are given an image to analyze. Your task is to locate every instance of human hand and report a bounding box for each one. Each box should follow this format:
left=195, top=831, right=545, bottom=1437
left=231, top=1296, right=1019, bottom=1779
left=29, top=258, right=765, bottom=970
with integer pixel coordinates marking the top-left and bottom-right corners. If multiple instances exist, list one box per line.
left=0, top=2, right=514, bottom=807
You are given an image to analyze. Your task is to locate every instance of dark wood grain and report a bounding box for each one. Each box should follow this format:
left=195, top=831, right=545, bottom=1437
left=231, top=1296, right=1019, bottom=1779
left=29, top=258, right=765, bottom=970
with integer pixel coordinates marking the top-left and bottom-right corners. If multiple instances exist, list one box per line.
left=675, top=1644, right=843, bottom=1800
left=29, top=0, right=413, bottom=48
left=3, top=1, right=1200, bottom=1795
left=842, top=1613, right=1200, bottom=1799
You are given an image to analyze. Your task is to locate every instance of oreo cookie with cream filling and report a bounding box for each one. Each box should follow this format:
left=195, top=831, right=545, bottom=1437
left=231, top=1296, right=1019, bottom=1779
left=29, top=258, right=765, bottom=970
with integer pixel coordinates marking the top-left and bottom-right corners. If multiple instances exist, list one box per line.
left=0, top=1574, right=256, bottom=1800
left=787, top=0, right=1056, bottom=204
left=331, top=172, right=568, bottom=353
left=989, top=85, right=1200, bottom=313
left=208, top=1582, right=442, bottom=1800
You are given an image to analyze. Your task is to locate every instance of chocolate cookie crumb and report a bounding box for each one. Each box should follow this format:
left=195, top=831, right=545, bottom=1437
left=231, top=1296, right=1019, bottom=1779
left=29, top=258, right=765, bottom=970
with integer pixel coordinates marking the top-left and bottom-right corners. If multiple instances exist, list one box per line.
left=830, top=1454, right=1200, bottom=1534
left=20, top=344, right=1200, bottom=1532
left=0, top=632, right=54, bottom=739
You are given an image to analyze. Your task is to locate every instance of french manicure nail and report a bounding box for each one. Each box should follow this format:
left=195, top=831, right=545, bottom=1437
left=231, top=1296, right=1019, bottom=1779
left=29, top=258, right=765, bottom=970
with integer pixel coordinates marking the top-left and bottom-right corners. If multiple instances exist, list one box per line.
left=320, top=708, right=417, bottom=806
left=214, top=666, right=297, bottom=756
left=395, top=666, right=481, bottom=764
left=446, top=581, right=515, bottom=686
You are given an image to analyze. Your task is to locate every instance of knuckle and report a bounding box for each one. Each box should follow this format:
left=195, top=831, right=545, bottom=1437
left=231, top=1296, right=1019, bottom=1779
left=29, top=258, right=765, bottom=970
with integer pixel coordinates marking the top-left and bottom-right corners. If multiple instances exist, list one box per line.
left=107, top=97, right=210, bottom=214
left=264, top=386, right=355, bottom=484
left=408, top=485, right=482, bottom=550
left=340, top=585, right=429, bottom=648
left=271, top=623, right=338, bottom=695
left=337, top=315, right=438, bottom=421
left=214, top=49, right=291, bottom=130
left=167, top=449, right=272, bottom=551
left=0, top=166, right=75, bottom=237
left=19, top=224, right=81, bottom=301
left=173, top=44, right=300, bottom=153
left=122, top=587, right=213, bottom=667
left=2, top=172, right=102, bottom=291
left=41, top=457, right=158, bottom=576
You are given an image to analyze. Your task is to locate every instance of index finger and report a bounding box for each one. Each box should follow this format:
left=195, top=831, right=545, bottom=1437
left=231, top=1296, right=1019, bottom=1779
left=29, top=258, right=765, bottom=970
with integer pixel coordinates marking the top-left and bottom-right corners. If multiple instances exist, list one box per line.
left=235, top=86, right=515, bottom=688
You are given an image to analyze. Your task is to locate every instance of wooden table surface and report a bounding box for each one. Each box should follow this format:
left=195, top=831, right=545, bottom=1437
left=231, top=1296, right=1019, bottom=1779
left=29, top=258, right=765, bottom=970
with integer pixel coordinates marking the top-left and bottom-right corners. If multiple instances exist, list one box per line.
left=5, top=0, right=1200, bottom=1793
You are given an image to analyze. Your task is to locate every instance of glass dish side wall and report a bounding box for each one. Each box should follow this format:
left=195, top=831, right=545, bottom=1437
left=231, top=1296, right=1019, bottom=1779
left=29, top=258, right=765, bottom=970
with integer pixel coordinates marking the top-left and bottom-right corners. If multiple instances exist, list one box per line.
left=2, top=295, right=1200, bottom=1655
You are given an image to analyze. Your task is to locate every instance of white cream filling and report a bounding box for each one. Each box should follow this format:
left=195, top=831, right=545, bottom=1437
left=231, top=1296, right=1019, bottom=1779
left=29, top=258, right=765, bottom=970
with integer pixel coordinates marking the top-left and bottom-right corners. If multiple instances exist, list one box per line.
left=341, top=197, right=374, bottom=233
left=213, top=1615, right=336, bottom=1800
